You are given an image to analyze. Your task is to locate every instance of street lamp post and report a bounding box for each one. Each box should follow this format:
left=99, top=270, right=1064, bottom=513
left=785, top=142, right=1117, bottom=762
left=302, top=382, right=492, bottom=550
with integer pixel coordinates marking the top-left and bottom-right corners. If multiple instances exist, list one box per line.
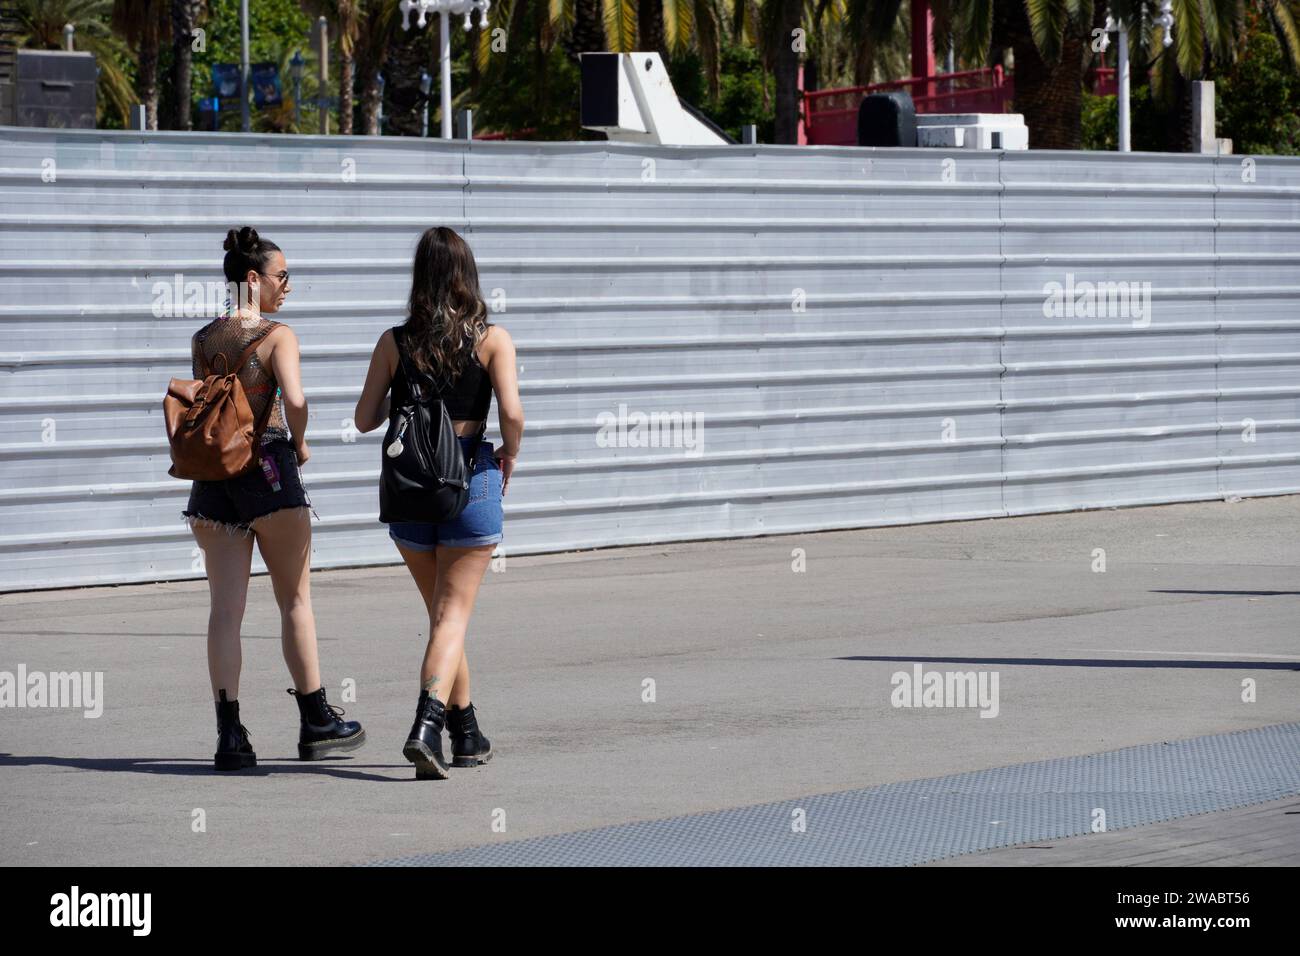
left=1099, top=5, right=1174, bottom=152
left=400, top=0, right=491, bottom=139
left=419, top=70, right=433, bottom=137
left=239, top=0, right=251, bottom=132
left=291, top=51, right=304, bottom=129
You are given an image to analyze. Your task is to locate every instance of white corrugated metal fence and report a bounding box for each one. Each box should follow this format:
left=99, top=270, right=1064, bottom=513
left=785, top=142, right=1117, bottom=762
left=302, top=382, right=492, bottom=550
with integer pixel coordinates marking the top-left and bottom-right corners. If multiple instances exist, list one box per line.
left=1, top=128, right=1298, bottom=590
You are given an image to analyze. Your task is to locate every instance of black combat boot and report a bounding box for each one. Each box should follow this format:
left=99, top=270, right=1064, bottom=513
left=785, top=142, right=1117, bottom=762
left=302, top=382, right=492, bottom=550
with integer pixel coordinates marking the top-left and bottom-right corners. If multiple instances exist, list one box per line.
left=287, top=686, right=366, bottom=760
left=403, top=690, right=450, bottom=780
left=446, top=702, right=492, bottom=768
left=214, top=689, right=256, bottom=771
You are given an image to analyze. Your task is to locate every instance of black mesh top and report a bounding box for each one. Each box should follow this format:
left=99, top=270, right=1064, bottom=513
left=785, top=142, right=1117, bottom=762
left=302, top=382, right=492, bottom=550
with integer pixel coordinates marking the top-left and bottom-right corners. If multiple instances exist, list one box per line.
left=391, top=324, right=493, bottom=421
left=190, top=315, right=290, bottom=443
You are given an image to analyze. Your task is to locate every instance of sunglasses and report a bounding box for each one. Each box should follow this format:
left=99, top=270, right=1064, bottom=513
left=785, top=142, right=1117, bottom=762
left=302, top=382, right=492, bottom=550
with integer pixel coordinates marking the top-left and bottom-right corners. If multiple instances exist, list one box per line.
left=259, top=270, right=291, bottom=284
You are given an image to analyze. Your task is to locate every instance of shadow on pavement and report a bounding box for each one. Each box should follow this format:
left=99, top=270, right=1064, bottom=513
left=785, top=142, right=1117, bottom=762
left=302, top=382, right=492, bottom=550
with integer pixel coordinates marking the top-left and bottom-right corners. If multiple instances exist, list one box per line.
left=0, top=753, right=413, bottom=782
left=837, top=655, right=1300, bottom=670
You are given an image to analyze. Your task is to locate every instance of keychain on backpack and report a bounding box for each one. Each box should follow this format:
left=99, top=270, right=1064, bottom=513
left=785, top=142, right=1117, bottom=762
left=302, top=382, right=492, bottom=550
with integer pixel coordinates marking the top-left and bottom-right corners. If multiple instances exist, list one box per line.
left=386, top=414, right=409, bottom=458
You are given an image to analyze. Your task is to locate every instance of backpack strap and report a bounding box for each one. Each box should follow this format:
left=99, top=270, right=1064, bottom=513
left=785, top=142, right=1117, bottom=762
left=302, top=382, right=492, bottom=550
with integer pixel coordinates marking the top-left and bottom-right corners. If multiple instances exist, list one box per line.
left=391, top=324, right=427, bottom=402
left=232, top=325, right=277, bottom=375
left=393, top=325, right=483, bottom=469
left=467, top=418, right=487, bottom=470
left=209, top=326, right=279, bottom=438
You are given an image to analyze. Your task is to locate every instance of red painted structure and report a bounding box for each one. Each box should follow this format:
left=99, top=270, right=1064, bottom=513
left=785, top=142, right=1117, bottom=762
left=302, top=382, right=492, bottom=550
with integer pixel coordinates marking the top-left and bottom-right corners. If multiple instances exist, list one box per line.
left=800, top=0, right=1122, bottom=147
left=802, top=67, right=1119, bottom=147
left=803, top=68, right=1012, bottom=146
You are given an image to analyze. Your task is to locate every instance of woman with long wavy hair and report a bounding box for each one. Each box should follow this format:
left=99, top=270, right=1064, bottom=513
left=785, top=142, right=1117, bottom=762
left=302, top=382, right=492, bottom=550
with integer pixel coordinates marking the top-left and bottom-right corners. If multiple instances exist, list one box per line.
left=354, top=226, right=523, bottom=779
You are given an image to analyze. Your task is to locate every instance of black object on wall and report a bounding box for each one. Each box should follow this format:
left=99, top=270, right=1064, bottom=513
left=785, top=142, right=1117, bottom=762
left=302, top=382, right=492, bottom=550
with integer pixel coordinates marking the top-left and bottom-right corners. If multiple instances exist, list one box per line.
left=16, top=50, right=96, bottom=129
left=857, top=91, right=917, bottom=148
left=579, top=53, right=621, bottom=129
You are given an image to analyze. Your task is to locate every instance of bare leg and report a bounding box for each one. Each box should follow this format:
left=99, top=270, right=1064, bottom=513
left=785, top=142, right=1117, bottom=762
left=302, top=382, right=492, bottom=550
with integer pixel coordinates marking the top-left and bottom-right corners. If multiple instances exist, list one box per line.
left=396, top=545, right=475, bottom=707
left=252, top=507, right=321, bottom=692
left=396, top=543, right=493, bottom=704
left=193, top=523, right=254, bottom=700
left=450, top=650, right=471, bottom=709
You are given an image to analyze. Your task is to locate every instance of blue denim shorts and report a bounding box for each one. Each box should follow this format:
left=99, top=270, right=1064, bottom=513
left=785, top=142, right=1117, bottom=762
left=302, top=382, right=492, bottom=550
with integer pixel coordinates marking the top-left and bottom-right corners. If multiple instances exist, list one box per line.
left=388, top=436, right=503, bottom=550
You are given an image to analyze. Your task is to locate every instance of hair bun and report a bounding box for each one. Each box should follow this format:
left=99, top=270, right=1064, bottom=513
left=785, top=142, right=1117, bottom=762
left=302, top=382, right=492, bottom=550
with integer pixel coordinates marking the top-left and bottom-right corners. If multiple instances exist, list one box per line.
left=223, top=226, right=261, bottom=254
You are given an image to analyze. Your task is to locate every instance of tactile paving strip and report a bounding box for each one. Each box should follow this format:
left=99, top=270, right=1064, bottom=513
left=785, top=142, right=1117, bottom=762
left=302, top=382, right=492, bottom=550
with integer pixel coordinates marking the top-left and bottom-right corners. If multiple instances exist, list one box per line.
left=366, top=722, right=1300, bottom=867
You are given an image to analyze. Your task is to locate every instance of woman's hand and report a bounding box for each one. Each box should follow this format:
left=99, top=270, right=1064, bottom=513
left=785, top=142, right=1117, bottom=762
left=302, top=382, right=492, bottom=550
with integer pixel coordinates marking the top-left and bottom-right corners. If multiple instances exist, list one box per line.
left=295, top=440, right=311, bottom=466
left=496, top=454, right=515, bottom=495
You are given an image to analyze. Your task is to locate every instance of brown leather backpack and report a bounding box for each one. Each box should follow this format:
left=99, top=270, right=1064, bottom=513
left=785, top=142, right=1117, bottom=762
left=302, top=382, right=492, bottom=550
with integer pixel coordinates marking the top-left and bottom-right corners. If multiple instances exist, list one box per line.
left=164, top=331, right=275, bottom=481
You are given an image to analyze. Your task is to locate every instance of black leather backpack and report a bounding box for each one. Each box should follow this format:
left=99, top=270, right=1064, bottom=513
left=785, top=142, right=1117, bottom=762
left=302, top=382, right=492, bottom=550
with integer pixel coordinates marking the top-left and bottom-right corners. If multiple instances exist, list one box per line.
left=379, top=326, right=485, bottom=524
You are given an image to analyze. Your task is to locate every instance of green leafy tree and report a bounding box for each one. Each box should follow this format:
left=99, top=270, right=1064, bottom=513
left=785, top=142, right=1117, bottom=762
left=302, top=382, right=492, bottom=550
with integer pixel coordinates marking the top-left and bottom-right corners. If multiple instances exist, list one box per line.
left=300, top=0, right=363, bottom=133
left=930, top=0, right=1095, bottom=149
left=170, top=0, right=206, bottom=129
left=111, top=0, right=170, bottom=129
left=1215, top=4, right=1300, bottom=153
left=189, top=0, right=313, bottom=130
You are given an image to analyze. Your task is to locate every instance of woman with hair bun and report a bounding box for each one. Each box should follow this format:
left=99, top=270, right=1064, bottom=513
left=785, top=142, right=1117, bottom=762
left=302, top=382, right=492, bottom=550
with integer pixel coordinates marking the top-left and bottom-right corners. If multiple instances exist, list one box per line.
left=185, top=226, right=366, bottom=771
left=354, top=226, right=523, bottom=779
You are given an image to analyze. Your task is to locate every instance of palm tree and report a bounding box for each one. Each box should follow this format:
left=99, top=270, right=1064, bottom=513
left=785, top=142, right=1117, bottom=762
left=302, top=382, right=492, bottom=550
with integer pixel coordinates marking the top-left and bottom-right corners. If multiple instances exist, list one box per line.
left=13, top=0, right=135, bottom=125
left=170, top=0, right=204, bottom=130
left=336, top=0, right=362, bottom=133
left=301, top=0, right=363, bottom=133
left=1114, top=0, right=1300, bottom=149
left=765, top=0, right=801, bottom=141
left=548, top=0, right=725, bottom=95
left=928, top=0, right=1096, bottom=148
left=111, top=0, right=169, bottom=130
left=640, top=0, right=666, bottom=52
left=355, top=0, right=398, bottom=133
left=665, top=0, right=725, bottom=94
left=383, top=0, right=432, bottom=135
left=557, top=0, right=608, bottom=62
left=837, top=0, right=905, bottom=85
left=934, top=0, right=1300, bottom=150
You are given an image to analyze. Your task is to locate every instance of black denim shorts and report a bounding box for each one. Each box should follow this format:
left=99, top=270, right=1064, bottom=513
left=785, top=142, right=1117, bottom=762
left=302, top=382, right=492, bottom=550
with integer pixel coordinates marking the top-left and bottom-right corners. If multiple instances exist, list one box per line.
left=182, top=438, right=314, bottom=535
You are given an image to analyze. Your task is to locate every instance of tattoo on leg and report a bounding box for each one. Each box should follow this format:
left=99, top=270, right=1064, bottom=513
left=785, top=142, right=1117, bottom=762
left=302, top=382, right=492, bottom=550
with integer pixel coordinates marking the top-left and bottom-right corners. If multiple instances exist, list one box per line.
left=422, top=675, right=439, bottom=694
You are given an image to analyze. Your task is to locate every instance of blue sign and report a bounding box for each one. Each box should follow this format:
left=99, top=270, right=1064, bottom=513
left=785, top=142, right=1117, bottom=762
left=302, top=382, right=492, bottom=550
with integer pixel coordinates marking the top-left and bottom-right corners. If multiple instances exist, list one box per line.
left=251, top=63, right=282, bottom=108
left=212, top=64, right=240, bottom=99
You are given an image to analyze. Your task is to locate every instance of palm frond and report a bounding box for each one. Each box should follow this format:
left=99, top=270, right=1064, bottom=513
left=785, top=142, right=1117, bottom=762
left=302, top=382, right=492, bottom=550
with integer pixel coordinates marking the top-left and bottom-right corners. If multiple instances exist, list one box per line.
left=694, top=0, right=722, bottom=96
left=603, top=0, right=637, bottom=52
left=1262, top=0, right=1300, bottom=69
left=1024, top=0, right=1069, bottom=62
left=549, top=0, right=575, bottom=30
left=664, top=0, right=697, bottom=53
left=954, top=0, right=994, bottom=64
left=1170, top=0, right=1206, bottom=76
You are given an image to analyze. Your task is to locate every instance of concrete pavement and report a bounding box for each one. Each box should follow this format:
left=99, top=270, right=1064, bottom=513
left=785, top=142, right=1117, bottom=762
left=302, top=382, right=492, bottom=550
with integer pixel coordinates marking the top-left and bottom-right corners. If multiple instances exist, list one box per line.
left=2, top=495, right=1298, bottom=866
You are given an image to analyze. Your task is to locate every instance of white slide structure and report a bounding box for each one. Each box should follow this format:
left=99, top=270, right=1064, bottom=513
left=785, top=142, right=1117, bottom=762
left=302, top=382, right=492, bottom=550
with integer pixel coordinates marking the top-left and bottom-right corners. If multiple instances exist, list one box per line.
left=579, top=52, right=728, bottom=146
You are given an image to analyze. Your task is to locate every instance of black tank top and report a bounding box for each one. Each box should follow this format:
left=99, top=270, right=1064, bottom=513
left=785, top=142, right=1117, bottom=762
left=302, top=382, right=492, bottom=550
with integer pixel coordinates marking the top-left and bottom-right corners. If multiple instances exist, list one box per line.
left=391, top=324, right=492, bottom=420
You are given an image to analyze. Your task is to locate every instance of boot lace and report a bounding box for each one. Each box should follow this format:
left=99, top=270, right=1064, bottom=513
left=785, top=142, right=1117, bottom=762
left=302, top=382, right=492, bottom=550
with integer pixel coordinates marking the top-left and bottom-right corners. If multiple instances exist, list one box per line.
left=316, top=690, right=347, bottom=724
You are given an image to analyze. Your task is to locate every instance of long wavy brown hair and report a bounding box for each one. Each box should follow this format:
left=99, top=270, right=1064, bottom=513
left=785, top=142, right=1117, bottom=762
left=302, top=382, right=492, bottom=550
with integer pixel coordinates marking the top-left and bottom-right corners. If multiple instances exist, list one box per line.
left=402, top=226, right=491, bottom=389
